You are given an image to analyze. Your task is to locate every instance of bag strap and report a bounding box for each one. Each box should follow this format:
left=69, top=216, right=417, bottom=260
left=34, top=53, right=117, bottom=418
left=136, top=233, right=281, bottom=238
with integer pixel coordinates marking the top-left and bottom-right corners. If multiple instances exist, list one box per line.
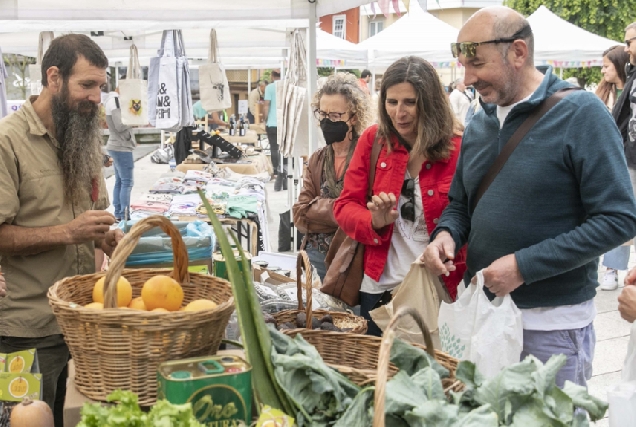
left=472, top=87, right=580, bottom=211
left=209, top=29, right=218, bottom=63
left=367, top=132, right=383, bottom=199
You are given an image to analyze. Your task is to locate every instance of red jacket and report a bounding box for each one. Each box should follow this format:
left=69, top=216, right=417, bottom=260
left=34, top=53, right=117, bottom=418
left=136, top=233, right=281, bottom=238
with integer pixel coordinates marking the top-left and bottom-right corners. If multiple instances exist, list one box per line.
left=333, top=124, right=466, bottom=300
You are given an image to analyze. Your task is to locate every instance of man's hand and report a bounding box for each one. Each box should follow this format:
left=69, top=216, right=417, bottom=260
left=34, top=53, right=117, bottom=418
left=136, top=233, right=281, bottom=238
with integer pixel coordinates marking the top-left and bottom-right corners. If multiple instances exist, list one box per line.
left=65, top=211, right=116, bottom=245
left=0, top=273, right=6, bottom=297
left=619, top=286, right=636, bottom=323
left=99, top=229, right=125, bottom=257
left=420, top=231, right=456, bottom=276
left=625, top=267, right=636, bottom=286
left=474, top=254, right=524, bottom=297
left=367, top=192, right=399, bottom=230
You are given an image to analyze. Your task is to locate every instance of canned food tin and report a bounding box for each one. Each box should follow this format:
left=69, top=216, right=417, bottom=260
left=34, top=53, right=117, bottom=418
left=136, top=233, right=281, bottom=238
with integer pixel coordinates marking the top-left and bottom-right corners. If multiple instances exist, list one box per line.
left=157, top=355, right=252, bottom=426
left=213, top=253, right=252, bottom=280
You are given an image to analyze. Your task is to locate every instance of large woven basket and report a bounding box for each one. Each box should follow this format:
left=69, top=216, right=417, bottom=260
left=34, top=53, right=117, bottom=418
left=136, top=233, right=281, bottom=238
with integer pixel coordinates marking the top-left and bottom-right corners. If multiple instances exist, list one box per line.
left=48, top=216, right=235, bottom=405
left=272, top=251, right=367, bottom=335
left=288, top=307, right=459, bottom=390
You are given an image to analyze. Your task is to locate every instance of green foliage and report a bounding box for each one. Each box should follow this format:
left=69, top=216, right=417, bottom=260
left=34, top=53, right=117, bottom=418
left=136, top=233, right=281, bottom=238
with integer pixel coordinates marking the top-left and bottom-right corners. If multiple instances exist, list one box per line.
left=317, top=67, right=334, bottom=77
left=505, top=0, right=632, bottom=42
left=506, top=0, right=633, bottom=86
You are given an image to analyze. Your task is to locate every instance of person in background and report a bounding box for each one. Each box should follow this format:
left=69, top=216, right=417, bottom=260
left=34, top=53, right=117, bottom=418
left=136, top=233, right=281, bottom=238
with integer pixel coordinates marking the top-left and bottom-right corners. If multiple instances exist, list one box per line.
left=449, top=78, right=473, bottom=126
left=464, top=94, right=482, bottom=127
left=0, top=34, right=123, bottom=426
left=422, top=7, right=636, bottom=388
left=193, top=100, right=228, bottom=131
left=595, top=45, right=631, bottom=290
left=105, top=76, right=136, bottom=222
left=293, top=73, right=372, bottom=281
left=334, top=56, right=466, bottom=336
left=262, top=70, right=288, bottom=191
left=247, top=79, right=267, bottom=124
left=358, top=69, right=372, bottom=96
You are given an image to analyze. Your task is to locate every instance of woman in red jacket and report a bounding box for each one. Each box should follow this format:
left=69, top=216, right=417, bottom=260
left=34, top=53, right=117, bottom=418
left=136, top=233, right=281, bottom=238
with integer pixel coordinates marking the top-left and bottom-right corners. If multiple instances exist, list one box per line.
left=334, top=56, right=466, bottom=336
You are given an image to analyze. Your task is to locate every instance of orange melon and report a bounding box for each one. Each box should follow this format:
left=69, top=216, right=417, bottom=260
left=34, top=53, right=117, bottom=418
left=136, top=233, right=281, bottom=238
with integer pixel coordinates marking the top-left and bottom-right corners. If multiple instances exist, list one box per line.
left=141, top=275, right=184, bottom=311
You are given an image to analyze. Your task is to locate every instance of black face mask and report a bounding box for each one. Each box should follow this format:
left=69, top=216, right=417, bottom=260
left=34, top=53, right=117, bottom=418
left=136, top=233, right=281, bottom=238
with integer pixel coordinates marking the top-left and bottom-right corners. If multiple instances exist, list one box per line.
left=320, top=118, right=350, bottom=145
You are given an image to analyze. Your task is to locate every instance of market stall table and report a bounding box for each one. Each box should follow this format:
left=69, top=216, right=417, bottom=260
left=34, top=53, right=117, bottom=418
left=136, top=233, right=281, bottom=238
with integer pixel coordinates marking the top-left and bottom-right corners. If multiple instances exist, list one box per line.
left=176, top=152, right=273, bottom=176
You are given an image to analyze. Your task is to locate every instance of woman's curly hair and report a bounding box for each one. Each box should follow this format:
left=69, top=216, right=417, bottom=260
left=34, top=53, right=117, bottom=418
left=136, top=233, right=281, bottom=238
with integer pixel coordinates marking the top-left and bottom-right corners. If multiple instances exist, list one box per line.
left=311, top=72, right=373, bottom=136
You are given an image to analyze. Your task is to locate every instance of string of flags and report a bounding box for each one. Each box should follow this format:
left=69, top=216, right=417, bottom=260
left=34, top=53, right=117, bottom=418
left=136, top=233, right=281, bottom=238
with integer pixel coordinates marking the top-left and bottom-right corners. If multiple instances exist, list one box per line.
left=539, top=59, right=603, bottom=68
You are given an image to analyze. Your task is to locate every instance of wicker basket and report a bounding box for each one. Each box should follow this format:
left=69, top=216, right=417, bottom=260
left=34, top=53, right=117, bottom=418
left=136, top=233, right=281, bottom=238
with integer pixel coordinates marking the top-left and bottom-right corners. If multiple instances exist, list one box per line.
left=287, top=307, right=460, bottom=390
left=272, top=251, right=367, bottom=334
left=372, top=307, right=463, bottom=426
left=48, top=216, right=235, bottom=405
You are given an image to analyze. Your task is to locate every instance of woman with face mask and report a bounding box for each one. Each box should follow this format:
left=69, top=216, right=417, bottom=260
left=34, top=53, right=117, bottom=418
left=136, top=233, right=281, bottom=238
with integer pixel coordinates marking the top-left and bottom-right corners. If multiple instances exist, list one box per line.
left=292, top=73, right=372, bottom=281
left=333, top=57, right=467, bottom=336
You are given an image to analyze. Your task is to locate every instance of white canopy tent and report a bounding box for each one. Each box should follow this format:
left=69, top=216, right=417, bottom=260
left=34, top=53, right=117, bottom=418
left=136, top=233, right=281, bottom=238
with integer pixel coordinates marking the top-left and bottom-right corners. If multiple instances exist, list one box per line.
left=358, top=1, right=459, bottom=71
left=527, top=6, right=620, bottom=67
left=0, top=0, right=379, bottom=153
left=0, top=26, right=367, bottom=69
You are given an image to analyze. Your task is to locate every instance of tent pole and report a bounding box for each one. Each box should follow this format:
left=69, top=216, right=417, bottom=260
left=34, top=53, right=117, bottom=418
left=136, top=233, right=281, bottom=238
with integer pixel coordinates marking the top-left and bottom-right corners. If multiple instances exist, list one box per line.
left=559, top=67, right=563, bottom=79
left=307, top=1, right=318, bottom=155
left=247, top=67, right=251, bottom=93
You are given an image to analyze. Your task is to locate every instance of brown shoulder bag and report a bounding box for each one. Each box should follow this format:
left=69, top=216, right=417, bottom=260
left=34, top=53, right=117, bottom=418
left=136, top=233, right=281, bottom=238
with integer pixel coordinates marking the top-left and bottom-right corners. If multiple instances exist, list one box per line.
left=321, top=134, right=383, bottom=306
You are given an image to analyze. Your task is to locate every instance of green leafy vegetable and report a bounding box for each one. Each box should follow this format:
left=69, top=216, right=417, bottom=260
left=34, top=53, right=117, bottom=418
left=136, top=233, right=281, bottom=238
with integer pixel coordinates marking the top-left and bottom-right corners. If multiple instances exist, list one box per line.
left=77, top=390, right=203, bottom=427
left=561, top=381, right=609, bottom=422
left=269, top=328, right=360, bottom=426
left=390, top=338, right=449, bottom=378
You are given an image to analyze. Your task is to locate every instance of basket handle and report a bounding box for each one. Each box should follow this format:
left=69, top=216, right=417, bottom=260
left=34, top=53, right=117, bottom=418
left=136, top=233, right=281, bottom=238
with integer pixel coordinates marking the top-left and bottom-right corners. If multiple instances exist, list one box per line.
left=372, top=307, right=436, bottom=427
left=295, top=251, right=314, bottom=327
left=103, top=216, right=190, bottom=308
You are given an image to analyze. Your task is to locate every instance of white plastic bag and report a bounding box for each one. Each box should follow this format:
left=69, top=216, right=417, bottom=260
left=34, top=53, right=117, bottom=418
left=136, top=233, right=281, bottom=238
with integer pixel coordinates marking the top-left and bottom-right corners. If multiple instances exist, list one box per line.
left=119, top=44, right=148, bottom=126
left=608, top=322, right=636, bottom=427
left=438, top=270, right=523, bottom=379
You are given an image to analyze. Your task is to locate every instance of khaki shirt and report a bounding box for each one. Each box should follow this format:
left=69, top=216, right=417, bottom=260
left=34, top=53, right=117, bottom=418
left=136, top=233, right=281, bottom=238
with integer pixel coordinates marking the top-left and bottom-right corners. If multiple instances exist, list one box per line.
left=0, top=97, right=109, bottom=338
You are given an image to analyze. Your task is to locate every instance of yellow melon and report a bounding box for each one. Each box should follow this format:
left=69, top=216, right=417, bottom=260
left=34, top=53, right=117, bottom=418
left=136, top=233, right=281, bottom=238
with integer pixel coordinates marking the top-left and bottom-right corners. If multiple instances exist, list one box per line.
left=141, top=275, right=184, bottom=311
left=183, top=299, right=218, bottom=312
left=84, top=302, right=104, bottom=309
left=128, top=297, right=147, bottom=311
left=93, top=276, right=133, bottom=307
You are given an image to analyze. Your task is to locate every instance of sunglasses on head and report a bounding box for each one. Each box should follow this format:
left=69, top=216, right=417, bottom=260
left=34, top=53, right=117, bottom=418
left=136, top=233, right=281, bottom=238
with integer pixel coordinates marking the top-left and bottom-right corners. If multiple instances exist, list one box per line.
left=451, top=24, right=533, bottom=58
left=626, top=36, right=636, bottom=47
left=400, top=179, right=416, bottom=222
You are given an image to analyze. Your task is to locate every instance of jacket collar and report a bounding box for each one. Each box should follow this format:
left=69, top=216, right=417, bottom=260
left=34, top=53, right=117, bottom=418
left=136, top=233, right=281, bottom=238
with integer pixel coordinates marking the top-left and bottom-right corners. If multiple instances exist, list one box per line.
left=480, top=67, right=569, bottom=119
left=22, top=96, right=49, bottom=137
left=626, top=62, right=636, bottom=79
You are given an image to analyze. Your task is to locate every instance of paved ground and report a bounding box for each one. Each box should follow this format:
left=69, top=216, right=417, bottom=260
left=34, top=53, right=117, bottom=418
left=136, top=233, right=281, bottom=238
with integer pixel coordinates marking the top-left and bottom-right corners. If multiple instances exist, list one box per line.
left=106, top=150, right=632, bottom=425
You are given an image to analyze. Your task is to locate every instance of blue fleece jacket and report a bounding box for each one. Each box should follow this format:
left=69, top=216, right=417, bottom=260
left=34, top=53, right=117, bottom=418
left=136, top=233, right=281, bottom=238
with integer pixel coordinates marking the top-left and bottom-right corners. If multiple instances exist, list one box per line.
left=434, top=68, right=636, bottom=309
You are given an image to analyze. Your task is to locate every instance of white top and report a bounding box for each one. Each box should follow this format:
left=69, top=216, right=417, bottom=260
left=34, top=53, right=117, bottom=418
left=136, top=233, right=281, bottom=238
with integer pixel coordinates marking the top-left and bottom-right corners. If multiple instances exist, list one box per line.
left=361, top=172, right=430, bottom=294
left=497, top=92, right=595, bottom=331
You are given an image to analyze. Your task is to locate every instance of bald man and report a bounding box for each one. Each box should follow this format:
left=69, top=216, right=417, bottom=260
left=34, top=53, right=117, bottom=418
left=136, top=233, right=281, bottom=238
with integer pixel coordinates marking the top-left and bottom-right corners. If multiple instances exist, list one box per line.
left=422, top=6, right=636, bottom=388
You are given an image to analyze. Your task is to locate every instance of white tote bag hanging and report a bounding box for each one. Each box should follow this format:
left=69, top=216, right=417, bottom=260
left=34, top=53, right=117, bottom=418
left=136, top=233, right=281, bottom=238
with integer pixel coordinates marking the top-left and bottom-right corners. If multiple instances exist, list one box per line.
left=175, top=30, right=194, bottom=128
left=438, top=270, right=523, bottom=379
left=119, top=44, right=148, bottom=126
left=29, top=31, right=54, bottom=96
left=199, top=29, right=232, bottom=112
left=148, top=30, right=180, bottom=130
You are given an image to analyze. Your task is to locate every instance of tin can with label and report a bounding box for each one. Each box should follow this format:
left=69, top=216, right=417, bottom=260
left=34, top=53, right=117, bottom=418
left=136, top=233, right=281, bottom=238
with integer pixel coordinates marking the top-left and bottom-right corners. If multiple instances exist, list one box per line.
left=157, top=355, right=252, bottom=426
left=213, top=252, right=252, bottom=280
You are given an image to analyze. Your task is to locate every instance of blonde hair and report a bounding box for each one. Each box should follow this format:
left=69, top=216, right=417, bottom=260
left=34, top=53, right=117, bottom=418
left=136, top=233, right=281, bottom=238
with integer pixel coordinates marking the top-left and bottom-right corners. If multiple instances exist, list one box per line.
left=311, top=72, right=373, bottom=137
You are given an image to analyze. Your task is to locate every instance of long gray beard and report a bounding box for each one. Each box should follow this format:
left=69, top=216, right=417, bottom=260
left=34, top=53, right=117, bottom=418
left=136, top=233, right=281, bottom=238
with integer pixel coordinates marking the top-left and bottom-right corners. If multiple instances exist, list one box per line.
left=52, top=96, right=103, bottom=206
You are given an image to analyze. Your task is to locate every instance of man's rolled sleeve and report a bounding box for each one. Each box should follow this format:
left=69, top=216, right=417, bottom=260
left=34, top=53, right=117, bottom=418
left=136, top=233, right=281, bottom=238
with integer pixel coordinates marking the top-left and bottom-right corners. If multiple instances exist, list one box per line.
left=0, top=138, right=20, bottom=224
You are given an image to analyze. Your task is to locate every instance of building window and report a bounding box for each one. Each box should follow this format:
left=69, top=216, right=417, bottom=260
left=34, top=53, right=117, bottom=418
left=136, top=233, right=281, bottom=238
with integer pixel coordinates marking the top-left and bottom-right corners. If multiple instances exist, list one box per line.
left=333, top=14, right=346, bottom=39
left=369, top=20, right=384, bottom=37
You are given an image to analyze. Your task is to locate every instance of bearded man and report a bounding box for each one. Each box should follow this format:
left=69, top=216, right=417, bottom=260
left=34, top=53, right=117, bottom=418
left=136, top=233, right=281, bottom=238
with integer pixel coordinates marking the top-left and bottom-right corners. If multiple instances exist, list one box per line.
left=0, top=34, right=123, bottom=427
